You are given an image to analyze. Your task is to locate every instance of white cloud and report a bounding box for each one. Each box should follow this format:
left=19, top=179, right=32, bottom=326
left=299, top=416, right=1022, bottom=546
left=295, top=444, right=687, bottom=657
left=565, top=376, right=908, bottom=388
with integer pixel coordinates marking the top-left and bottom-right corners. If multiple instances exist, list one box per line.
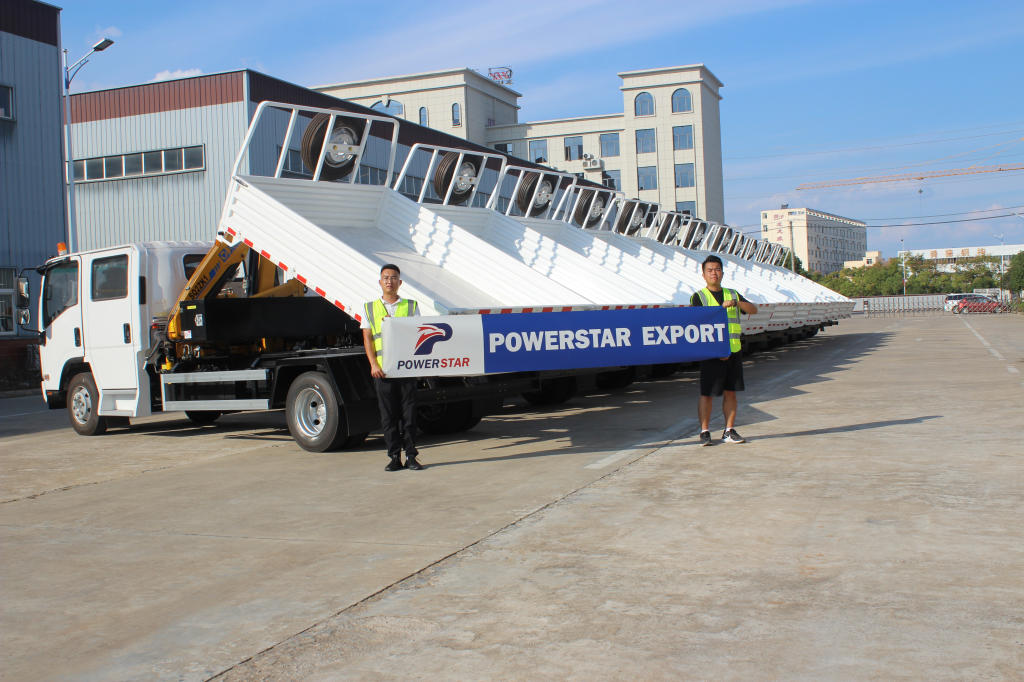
left=89, top=25, right=122, bottom=47
left=151, top=68, right=204, bottom=83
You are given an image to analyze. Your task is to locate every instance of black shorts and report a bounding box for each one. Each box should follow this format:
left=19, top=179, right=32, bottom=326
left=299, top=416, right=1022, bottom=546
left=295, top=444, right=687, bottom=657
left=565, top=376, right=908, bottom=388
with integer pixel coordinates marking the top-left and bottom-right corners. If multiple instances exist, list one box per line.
left=699, top=352, right=745, bottom=396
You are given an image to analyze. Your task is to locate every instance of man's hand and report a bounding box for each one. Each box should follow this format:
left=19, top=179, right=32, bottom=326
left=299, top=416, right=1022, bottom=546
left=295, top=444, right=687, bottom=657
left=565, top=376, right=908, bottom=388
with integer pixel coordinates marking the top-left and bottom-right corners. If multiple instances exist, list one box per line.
left=370, top=364, right=386, bottom=379
left=722, top=298, right=736, bottom=308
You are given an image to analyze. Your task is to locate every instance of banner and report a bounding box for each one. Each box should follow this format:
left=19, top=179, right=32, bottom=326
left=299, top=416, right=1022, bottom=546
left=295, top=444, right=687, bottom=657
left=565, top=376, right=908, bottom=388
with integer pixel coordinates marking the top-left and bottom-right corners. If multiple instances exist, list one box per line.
left=382, top=306, right=731, bottom=378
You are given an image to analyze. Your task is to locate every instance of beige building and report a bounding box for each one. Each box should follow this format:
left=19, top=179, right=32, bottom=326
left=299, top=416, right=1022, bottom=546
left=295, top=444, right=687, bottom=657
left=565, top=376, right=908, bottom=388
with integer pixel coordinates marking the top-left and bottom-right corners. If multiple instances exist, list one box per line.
left=761, top=207, right=867, bottom=274
left=316, top=65, right=725, bottom=222
left=844, top=250, right=882, bottom=269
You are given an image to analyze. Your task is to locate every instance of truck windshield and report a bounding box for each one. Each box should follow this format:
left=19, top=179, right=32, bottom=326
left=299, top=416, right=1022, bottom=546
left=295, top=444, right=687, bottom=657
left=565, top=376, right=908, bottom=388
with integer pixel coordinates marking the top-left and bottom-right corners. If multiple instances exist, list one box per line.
left=43, top=261, right=79, bottom=327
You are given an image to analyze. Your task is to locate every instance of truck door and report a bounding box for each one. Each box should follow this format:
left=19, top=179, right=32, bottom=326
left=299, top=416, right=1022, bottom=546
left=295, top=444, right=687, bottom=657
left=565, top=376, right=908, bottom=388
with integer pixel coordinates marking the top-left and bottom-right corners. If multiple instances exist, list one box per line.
left=38, top=258, right=84, bottom=396
left=82, top=250, right=145, bottom=415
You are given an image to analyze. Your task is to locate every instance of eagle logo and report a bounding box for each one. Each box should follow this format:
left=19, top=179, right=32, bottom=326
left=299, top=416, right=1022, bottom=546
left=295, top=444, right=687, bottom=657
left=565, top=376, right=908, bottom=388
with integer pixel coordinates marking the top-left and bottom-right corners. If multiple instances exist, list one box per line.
left=413, top=323, right=453, bottom=355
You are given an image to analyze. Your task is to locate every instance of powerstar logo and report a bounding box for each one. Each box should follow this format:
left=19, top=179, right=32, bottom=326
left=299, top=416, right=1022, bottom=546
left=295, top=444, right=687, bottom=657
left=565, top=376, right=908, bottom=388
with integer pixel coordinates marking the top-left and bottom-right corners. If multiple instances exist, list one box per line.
left=413, top=323, right=453, bottom=355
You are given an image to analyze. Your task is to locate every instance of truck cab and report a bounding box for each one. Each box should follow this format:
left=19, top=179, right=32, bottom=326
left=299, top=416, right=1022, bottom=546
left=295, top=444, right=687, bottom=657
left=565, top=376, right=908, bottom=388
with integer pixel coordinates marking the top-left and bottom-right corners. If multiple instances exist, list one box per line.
left=30, top=242, right=211, bottom=432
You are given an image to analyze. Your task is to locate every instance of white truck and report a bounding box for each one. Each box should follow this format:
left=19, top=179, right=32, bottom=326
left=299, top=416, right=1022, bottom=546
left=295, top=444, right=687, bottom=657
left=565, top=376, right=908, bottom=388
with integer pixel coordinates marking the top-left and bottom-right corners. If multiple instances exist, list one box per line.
left=17, top=101, right=851, bottom=451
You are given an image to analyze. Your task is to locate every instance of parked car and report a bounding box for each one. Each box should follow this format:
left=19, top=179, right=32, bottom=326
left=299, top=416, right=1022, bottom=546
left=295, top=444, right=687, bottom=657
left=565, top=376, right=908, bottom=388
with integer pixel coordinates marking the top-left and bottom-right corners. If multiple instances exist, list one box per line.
left=953, top=295, right=1005, bottom=313
left=943, top=293, right=975, bottom=311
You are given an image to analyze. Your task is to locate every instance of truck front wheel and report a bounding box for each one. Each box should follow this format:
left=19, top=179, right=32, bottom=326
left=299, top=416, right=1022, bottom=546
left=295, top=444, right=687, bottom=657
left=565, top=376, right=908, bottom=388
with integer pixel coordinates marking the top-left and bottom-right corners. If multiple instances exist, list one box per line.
left=286, top=371, right=346, bottom=452
left=67, top=373, right=107, bottom=436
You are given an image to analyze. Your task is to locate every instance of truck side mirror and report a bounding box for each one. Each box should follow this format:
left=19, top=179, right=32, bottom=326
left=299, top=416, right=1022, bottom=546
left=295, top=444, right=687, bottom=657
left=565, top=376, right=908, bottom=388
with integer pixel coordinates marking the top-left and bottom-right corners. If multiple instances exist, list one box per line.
left=16, top=276, right=30, bottom=309
left=15, top=276, right=32, bottom=327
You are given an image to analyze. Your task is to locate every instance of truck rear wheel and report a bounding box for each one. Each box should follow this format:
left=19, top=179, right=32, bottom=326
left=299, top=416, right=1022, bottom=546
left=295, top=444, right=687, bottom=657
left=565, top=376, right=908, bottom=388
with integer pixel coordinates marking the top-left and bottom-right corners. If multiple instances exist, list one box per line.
left=418, top=400, right=478, bottom=434
left=185, top=410, right=221, bottom=426
left=522, top=376, right=577, bottom=406
left=286, top=371, right=346, bottom=452
left=67, top=373, right=107, bottom=436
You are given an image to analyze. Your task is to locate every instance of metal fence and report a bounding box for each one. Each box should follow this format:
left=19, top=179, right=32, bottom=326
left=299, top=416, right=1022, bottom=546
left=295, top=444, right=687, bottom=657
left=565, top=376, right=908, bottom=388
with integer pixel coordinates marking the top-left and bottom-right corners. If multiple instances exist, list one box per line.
left=853, top=294, right=946, bottom=316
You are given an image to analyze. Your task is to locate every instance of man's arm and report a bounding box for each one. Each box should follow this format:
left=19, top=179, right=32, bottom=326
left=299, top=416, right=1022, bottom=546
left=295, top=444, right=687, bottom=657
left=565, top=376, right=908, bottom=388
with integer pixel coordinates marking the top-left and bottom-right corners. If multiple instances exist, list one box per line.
left=739, top=299, right=758, bottom=315
left=363, top=328, right=385, bottom=378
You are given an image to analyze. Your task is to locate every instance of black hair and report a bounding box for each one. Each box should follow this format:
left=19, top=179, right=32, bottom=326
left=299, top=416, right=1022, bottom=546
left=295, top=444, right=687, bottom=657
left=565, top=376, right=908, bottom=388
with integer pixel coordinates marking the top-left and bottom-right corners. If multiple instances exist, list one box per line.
left=380, top=263, right=401, bottom=276
left=701, top=255, right=723, bottom=271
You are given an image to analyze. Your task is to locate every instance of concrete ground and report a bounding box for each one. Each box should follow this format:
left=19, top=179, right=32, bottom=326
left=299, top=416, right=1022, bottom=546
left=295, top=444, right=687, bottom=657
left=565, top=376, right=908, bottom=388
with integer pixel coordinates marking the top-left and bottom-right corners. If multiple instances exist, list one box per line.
left=1, top=313, right=1022, bottom=680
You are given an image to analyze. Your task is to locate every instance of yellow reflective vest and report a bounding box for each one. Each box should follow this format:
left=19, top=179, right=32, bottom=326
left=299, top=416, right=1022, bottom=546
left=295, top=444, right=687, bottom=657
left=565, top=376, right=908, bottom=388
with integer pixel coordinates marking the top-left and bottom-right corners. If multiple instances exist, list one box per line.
left=364, top=298, right=419, bottom=367
left=696, top=287, right=742, bottom=353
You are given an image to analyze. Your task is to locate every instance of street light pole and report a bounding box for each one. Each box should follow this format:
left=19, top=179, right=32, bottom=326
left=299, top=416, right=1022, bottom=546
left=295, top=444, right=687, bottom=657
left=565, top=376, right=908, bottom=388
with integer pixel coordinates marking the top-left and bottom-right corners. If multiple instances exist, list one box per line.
left=62, top=37, right=114, bottom=253
left=900, top=238, right=907, bottom=296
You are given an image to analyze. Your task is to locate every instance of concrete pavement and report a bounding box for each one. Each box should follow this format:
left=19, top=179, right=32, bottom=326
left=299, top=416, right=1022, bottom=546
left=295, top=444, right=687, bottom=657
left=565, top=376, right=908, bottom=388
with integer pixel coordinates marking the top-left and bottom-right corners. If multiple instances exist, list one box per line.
left=2, top=313, right=1022, bottom=680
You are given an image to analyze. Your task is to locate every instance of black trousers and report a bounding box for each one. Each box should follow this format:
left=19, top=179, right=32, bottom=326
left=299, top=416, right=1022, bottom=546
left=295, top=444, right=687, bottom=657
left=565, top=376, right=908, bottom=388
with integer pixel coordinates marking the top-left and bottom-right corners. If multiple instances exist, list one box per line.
left=374, top=377, right=418, bottom=460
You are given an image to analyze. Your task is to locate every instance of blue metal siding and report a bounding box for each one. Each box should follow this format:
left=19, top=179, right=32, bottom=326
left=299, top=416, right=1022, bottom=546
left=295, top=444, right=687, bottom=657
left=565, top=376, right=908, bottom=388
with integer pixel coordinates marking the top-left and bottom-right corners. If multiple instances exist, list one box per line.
left=71, top=101, right=249, bottom=249
left=0, top=28, right=66, bottom=270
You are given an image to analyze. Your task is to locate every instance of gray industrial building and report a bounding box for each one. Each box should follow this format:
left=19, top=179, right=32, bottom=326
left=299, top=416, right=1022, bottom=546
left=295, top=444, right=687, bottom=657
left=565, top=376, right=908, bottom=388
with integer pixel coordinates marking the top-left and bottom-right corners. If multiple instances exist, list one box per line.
left=0, top=0, right=66, bottom=344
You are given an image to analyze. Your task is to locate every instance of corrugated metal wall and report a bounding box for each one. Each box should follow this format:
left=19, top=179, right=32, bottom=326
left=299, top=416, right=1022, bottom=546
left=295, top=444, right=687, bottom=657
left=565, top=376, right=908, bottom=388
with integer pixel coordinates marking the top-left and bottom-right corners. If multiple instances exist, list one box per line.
left=0, top=27, right=66, bottom=270
left=71, top=100, right=249, bottom=249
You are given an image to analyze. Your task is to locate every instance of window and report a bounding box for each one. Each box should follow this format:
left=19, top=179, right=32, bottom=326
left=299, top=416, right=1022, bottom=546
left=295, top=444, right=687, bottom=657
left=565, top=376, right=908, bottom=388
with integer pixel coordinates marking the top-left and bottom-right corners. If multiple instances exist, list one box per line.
left=564, top=136, right=583, bottom=161
left=164, top=148, right=183, bottom=171
left=634, top=92, right=654, bottom=116
left=676, top=201, right=696, bottom=216
left=452, top=102, right=462, bottom=127
left=276, top=146, right=310, bottom=177
left=635, top=128, right=656, bottom=154
left=602, top=169, right=621, bottom=191
left=419, top=107, right=428, bottom=127
left=370, top=99, right=404, bottom=117
left=674, top=163, right=695, bottom=188
left=671, top=88, right=692, bottom=113
left=600, top=132, right=619, bottom=157
left=42, top=261, right=79, bottom=327
left=0, top=84, right=13, bottom=120
left=672, top=125, right=693, bottom=151
left=104, top=155, right=123, bottom=178
left=75, top=145, right=204, bottom=182
left=529, top=139, right=547, bottom=163
left=494, top=142, right=511, bottom=154
left=91, top=255, right=128, bottom=301
left=183, top=254, right=205, bottom=280
left=637, top=166, right=658, bottom=191
left=0, top=268, right=14, bottom=334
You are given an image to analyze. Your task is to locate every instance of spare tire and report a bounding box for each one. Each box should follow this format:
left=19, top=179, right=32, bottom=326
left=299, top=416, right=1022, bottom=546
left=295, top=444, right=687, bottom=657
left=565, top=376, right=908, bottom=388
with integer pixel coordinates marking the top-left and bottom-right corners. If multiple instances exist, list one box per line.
left=300, top=113, right=365, bottom=181
left=573, top=190, right=606, bottom=228
left=432, top=152, right=480, bottom=205
left=615, top=201, right=644, bottom=234
left=515, top=173, right=556, bottom=217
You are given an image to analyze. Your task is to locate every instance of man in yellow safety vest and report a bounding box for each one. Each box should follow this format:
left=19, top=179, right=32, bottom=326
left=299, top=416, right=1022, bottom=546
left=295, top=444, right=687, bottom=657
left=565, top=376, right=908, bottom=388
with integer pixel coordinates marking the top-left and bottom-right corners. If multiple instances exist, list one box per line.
left=361, top=264, right=422, bottom=471
left=690, top=254, right=759, bottom=446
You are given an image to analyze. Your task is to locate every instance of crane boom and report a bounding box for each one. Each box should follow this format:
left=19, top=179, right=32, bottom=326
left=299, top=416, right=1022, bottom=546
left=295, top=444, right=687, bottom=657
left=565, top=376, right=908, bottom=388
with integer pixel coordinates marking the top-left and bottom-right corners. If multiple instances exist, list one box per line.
left=796, top=163, right=1024, bottom=190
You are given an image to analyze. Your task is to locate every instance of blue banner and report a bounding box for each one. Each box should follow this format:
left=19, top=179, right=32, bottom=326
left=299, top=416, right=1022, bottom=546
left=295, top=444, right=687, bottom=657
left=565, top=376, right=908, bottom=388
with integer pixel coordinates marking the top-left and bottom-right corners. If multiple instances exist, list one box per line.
left=481, top=306, right=731, bottom=373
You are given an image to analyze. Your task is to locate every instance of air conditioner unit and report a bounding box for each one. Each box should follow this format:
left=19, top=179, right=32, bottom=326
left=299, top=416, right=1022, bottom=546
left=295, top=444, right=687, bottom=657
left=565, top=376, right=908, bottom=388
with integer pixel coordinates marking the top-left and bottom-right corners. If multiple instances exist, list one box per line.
left=582, top=153, right=594, bottom=160
left=582, top=158, right=602, bottom=170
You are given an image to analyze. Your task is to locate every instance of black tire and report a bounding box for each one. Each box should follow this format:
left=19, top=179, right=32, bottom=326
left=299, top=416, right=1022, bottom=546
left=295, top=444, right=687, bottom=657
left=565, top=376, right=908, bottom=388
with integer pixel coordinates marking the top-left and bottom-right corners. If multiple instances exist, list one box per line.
left=67, top=373, right=107, bottom=436
left=286, top=371, right=346, bottom=452
left=649, top=363, right=678, bottom=379
left=615, top=201, right=643, bottom=234
left=521, top=376, right=577, bottom=406
left=418, top=400, right=476, bottom=434
left=595, top=367, right=635, bottom=390
left=342, top=431, right=368, bottom=449
left=515, top=173, right=556, bottom=217
left=185, top=410, right=221, bottom=426
left=300, top=113, right=365, bottom=181
left=432, top=152, right=479, bottom=205
left=573, top=190, right=606, bottom=228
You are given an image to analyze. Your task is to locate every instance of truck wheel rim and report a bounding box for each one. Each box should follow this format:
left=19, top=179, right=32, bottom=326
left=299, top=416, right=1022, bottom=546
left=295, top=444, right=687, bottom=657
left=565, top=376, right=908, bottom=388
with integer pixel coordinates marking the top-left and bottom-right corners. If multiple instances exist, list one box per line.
left=453, top=161, right=477, bottom=193
left=294, top=387, right=327, bottom=438
left=533, top=180, right=553, bottom=207
left=326, top=126, right=358, bottom=166
left=71, top=386, right=92, bottom=424
left=589, top=197, right=605, bottom=218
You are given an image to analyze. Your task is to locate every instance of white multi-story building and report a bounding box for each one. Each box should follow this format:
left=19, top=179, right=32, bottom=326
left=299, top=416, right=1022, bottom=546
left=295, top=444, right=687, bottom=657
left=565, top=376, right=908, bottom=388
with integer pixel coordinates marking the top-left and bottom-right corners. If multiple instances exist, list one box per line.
left=316, top=65, right=725, bottom=222
left=898, top=244, right=1023, bottom=274
left=761, top=207, right=867, bottom=274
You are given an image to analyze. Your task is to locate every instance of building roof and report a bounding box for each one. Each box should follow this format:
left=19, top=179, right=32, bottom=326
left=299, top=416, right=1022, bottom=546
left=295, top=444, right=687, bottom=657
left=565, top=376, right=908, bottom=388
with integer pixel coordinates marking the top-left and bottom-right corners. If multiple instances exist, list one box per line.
left=617, top=64, right=724, bottom=89
left=314, top=67, right=523, bottom=97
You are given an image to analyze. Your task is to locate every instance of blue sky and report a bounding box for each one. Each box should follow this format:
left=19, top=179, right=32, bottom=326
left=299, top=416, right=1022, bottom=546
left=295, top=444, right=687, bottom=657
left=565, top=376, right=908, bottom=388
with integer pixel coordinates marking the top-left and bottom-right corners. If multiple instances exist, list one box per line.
left=59, top=0, right=1024, bottom=259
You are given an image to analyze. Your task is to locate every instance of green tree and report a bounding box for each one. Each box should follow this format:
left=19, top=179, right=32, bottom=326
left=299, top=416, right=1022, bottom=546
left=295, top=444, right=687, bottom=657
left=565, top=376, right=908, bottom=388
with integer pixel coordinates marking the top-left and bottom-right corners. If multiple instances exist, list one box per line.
left=1002, top=251, right=1024, bottom=295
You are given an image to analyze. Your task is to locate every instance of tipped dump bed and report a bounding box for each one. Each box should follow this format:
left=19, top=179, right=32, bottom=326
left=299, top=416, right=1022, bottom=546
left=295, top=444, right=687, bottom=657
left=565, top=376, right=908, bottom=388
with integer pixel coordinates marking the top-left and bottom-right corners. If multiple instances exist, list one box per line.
left=222, top=176, right=627, bottom=319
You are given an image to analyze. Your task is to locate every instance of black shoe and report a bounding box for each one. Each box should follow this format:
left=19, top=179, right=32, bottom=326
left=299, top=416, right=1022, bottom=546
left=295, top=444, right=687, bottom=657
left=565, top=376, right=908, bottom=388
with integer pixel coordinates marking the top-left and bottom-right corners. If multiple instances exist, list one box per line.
left=385, top=458, right=405, bottom=472
left=406, top=456, right=424, bottom=470
left=722, top=428, right=746, bottom=444
left=699, top=431, right=714, bottom=447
